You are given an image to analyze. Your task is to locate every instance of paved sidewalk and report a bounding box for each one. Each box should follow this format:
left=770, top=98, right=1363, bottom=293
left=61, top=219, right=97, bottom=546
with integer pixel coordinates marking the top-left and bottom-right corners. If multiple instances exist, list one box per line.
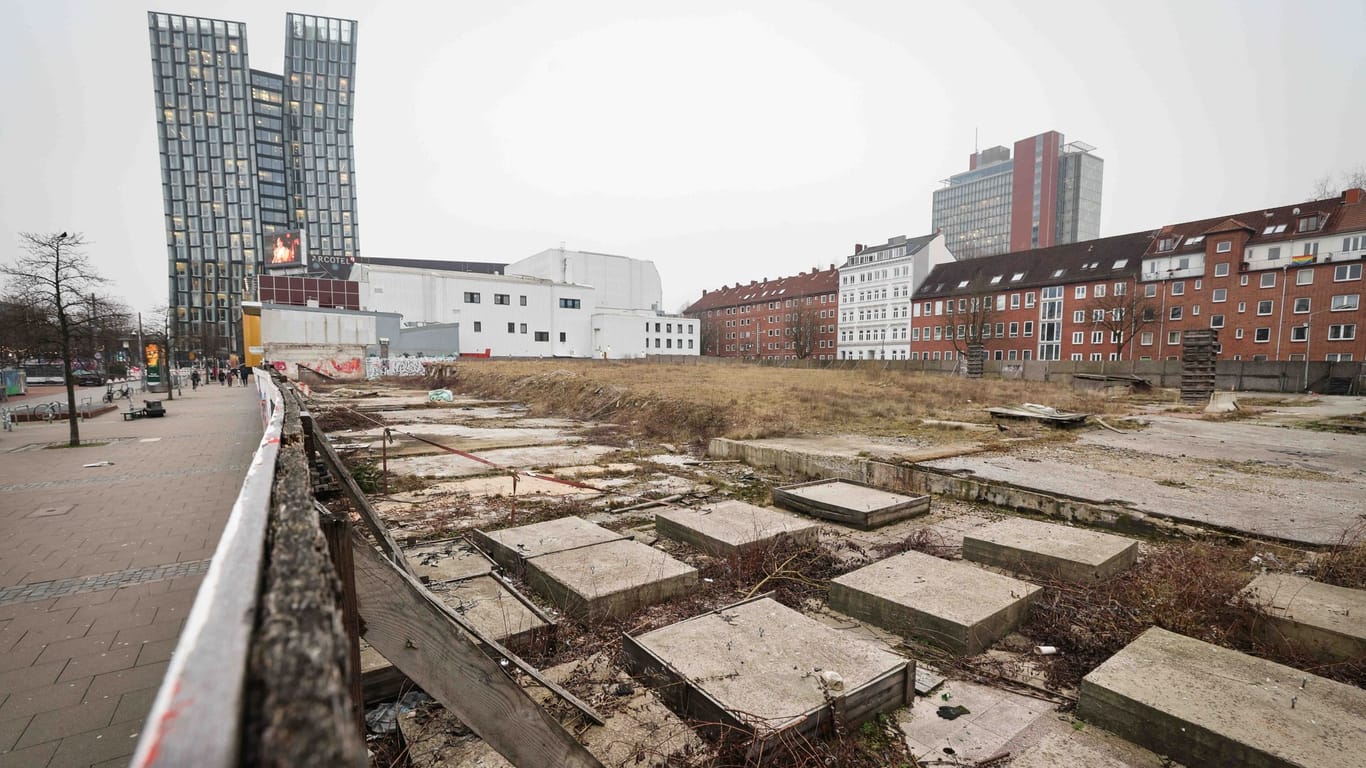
left=0, top=382, right=264, bottom=768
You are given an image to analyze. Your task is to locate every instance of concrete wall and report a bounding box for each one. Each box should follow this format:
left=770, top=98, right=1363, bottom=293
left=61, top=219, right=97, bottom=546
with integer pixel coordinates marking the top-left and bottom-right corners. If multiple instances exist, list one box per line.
left=261, top=305, right=378, bottom=346
left=591, top=310, right=700, bottom=359
left=393, top=324, right=460, bottom=357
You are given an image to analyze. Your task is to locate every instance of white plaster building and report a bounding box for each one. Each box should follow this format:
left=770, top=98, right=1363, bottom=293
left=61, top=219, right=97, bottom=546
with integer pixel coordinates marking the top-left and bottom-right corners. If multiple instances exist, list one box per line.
left=837, top=233, right=954, bottom=360
left=508, top=248, right=663, bottom=311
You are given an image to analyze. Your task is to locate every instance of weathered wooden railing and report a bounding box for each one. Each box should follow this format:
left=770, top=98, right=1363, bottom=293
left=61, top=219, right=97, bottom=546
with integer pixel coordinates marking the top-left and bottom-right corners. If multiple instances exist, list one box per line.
left=131, top=371, right=602, bottom=768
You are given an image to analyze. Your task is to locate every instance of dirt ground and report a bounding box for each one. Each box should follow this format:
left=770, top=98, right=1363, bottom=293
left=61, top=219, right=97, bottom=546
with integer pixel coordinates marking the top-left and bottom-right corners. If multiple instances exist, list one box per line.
left=314, top=362, right=1366, bottom=768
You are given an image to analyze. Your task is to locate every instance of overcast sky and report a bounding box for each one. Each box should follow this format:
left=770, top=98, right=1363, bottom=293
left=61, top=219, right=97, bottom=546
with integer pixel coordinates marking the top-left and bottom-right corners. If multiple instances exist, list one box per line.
left=2, top=0, right=1363, bottom=316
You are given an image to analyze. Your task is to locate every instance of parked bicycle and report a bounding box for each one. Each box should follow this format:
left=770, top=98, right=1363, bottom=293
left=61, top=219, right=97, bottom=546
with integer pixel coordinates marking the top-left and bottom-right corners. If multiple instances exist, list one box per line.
left=34, top=402, right=60, bottom=423
left=103, top=383, right=132, bottom=404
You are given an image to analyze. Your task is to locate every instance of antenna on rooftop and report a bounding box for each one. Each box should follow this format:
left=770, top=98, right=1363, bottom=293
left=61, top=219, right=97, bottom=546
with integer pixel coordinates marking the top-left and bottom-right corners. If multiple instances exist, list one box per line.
left=974, top=126, right=979, bottom=156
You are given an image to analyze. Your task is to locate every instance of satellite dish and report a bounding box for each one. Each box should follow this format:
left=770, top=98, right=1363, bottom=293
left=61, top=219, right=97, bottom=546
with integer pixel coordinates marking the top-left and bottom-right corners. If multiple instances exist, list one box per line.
left=1293, top=207, right=1300, bottom=215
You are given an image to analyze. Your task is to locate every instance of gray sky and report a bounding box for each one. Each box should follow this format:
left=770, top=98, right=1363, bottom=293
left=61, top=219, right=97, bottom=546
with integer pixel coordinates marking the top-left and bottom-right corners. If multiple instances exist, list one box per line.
left=2, top=0, right=1363, bottom=317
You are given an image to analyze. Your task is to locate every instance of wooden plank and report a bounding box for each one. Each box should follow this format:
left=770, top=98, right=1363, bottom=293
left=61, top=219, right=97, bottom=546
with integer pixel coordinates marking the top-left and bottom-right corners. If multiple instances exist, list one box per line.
left=320, top=503, right=366, bottom=738
left=351, top=535, right=604, bottom=768
left=310, top=417, right=411, bottom=575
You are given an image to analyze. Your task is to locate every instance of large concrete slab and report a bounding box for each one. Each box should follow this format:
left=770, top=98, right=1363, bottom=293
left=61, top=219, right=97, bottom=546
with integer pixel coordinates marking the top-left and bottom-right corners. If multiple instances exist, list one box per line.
left=1077, top=627, right=1366, bottom=768
left=773, top=479, right=929, bottom=529
left=624, top=597, right=912, bottom=755
left=654, top=501, right=818, bottom=557
left=962, top=517, right=1138, bottom=583
left=387, top=444, right=618, bottom=479
left=1241, top=573, right=1366, bottom=662
left=403, top=536, right=495, bottom=583
left=429, top=574, right=551, bottom=651
left=829, top=550, right=1041, bottom=655
left=471, top=516, right=626, bottom=572
left=525, top=539, right=697, bottom=619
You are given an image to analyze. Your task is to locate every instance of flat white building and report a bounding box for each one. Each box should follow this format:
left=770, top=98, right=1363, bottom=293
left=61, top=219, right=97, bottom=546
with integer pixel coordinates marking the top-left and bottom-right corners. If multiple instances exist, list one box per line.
left=838, top=232, right=954, bottom=360
left=353, top=255, right=697, bottom=359
left=508, top=248, right=663, bottom=311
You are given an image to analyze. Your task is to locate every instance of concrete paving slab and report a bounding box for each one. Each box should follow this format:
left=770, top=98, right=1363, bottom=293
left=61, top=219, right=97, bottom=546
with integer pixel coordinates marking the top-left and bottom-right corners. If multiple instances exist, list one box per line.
left=962, top=518, right=1138, bottom=583
left=403, top=537, right=495, bottom=583
left=427, top=575, right=550, bottom=650
left=387, top=444, right=618, bottom=479
left=829, top=550, right=1041, bottom=656
left=1077, top=626, right=1366, bottom=768
left=899, top=678, right=1052, bottom=764
left=438, top=474, right=598, bottom=499
left=526, top=539, right=696, bottom=619
left=1241, top=573, right=1366, bottom=662
left=624, top=597, right=912, bottom=754
left=773, top=479, right=930, bottom=529
left=471, top=516, right=626, bottom=572
left=654, top=501, right=818, bottom=557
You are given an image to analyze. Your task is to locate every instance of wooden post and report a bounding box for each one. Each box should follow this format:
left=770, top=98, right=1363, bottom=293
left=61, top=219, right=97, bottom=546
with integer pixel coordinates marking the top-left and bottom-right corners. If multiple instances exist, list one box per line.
left=312, top=418, right=412, bottom=574
left=351, top=537, right=604, bottom=768
left=321, top=505, right=365, bottom=738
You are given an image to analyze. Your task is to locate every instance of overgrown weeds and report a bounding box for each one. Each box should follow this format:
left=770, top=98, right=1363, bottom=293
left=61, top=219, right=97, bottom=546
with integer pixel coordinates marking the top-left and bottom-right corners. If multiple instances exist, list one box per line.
left=1309, top=520, right=1366, bottom=589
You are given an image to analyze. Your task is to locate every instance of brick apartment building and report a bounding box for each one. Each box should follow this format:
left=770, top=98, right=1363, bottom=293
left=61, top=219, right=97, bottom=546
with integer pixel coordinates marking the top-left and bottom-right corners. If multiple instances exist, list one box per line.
left=684, top=267, right=839, bottom=360
left=911, top=188, right=1366, bottom=364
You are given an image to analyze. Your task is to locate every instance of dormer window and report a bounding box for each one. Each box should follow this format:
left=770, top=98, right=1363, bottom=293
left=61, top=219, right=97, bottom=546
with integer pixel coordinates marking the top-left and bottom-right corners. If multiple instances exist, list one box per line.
left=1158, top=236, right=1177, bottom=251
left=1298, top=215, right=1321, bottom=233
left=1216, top=241, right=1232, bottom=253
left=1184, top=236, right=1204, bottom=248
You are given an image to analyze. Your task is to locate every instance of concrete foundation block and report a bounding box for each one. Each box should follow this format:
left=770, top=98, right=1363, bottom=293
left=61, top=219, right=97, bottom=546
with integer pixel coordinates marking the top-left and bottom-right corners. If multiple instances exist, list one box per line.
left=471, top=516, right=626, bottom=572
left=526, top=539, right=697, bottom=619
left=654, top=501, right=819, bottom=558
left=403, top=536, right=495, bottom=583
left=1078, top=627, right=1366, bottom=768
left=962, top=517, right=1138, bottom=583
left=624, top=596, right=913, bottom=758
left=1241, top=573, right=1366, bottom=663
left=773, top=479, right=929, bottom=529
left=829, top=549, right=1040, bottom=655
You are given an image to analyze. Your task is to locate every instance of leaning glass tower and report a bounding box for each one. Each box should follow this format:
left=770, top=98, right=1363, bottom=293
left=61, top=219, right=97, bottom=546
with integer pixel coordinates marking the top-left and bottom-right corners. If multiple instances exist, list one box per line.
left=147, top=11, right=360, bottom=362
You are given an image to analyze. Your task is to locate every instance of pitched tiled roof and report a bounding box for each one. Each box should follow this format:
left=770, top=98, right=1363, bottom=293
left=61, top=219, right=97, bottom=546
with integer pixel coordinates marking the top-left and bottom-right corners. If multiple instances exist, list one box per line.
left=1147, top=194, right=1347, bottom=256
left=913, top=231, right=1154, bottom=299
left=685, top=267, right=839, bottom=314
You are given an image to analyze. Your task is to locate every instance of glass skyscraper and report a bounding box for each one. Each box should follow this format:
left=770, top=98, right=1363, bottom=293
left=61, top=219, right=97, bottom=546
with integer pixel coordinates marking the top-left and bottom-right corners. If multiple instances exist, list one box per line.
left=147, top=11, right=360, bottom=361
left=931, top=131, right=1102, bottom=260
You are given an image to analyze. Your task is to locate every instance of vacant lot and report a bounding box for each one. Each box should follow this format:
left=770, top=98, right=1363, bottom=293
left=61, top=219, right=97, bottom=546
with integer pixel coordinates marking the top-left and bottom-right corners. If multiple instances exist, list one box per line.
left=425, top=359, right=1143, bottom=445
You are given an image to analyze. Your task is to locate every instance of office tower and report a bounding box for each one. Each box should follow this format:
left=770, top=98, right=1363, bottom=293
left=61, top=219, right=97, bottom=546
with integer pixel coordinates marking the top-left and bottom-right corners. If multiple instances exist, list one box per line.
left=147, top=11, right=359, bottom=360
left=931, top=131, right=1103, bottom=260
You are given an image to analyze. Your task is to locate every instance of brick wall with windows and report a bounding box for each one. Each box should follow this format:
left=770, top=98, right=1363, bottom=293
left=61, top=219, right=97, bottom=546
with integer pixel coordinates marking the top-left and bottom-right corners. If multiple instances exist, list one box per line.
left=685, top=268, right=840, bottom=360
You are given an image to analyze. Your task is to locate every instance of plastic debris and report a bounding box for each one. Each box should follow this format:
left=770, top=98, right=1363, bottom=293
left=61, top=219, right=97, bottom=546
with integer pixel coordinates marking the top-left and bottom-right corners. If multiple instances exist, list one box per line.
left=364, top=691, right=433, bottom=734
left=937, top=705, right=971, bottom=720
left=428, top=388, right=454, bottom=403
left=83, top=461, right=115, bottom=468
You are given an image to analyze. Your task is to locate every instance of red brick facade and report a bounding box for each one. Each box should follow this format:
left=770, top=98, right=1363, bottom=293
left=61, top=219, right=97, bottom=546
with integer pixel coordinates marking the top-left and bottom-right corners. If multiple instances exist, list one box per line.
left=685, top=268, right=839, bottom=360
left=911, top=189, right=1366, bottom=363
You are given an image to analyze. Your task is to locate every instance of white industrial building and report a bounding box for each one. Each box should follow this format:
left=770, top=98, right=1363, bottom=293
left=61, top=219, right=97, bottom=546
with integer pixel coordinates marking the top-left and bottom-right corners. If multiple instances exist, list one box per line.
left=351, top=249, right=697, bottom=359
left=838, top=232, right=954, bottom=360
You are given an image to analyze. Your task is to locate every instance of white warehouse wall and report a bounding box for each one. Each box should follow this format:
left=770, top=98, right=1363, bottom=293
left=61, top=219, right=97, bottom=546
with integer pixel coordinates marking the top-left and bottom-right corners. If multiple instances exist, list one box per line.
left=592, top=310, right=699, bottom=358
left=508, top=249, right=663, bottom=311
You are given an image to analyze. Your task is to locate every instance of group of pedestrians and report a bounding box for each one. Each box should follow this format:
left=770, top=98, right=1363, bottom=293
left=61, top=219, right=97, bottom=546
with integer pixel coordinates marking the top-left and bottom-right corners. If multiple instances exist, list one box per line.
left=189, top=363, right=252, bottom=390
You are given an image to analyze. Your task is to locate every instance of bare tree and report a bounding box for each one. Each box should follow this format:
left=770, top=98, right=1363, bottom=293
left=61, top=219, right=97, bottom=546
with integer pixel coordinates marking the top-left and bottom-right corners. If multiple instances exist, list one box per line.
left=788, top=299, right=821, bottom=360
left=1311, top=166, right=1366, bottom=199
left=1082, top=284, right=1161, bottom=362
left=2, top=233, right=112, bottom=445
left=0, top=295, right=59, bottom=365
left=946, top=292, right=997, bottom=377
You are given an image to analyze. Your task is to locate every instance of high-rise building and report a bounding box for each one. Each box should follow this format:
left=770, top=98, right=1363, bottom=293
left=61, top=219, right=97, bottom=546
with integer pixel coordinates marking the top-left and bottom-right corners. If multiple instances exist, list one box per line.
left=147, top=11, right=360, bottom=361
left=931, top=131, right=1103, bottom=260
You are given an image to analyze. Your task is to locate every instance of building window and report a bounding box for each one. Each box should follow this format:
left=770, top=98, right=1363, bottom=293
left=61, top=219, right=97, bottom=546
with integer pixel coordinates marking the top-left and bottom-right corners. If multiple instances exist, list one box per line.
left=1024, top=321, right=1034, bottom=337
left=1235, top=328, right=1244, bottom=340
left=463, top=291, right=480, bottom=303
left=1294, top=297, right=1311, bottom=313
left=1332, top=294, right=1360, bottom=311
left=1025, top=292, right=1036, bottom=308
left=1158, top=236, right=1177, bottom=251
left=1073, top=310, right=1085, bottom=323
left=1171, top=281, right=1185, bottom=296
left=1009, top=322, right=1019, bottom=337
left=1072, top=331, right=1084, bottom=344
left=1092, top=331, right=1105, bottom=344
left=1297, top=270, right=1314, bottom=286
left=1325, top=353, right=1354, bottom=361
left=494, top=293, right=510, bottom=305
left=1328, top=324, right=1357, bottom=340
left=1254, top=327, right=1271, bottom=343
left=1212, top=288, right=1227, bottom=303
left=1210, top=314, right=1224, bottom=329
left=1216, top=240, right=1232, bottom=253
left=1214, top=263, right=1230, bottom=277
left=1267, top=246, right=1281, bottom=262
left=1290, top=325, right=1308, bottom=342
left=1075, top=286, right=1087, bottom=299
left=534, top=331, right=549, bottom=341
left=1260, top=272, right=1276, bottom=288
left=1170, top=306, right=1182, bottom=320
left=1335, top=264, right=1362, bottom=281
left=1145, top=283, right=1157, bottom=298
left=1257, top=300, right=1273, bottom=316
left=1297, top=215, right=1321, bottom=233
left=507, top=322, right=515, bottom=333
left=1237, top=301, right=1247, bottom=313
left=520, top=323, right=528, bottom=334
left=1169, top=331, right=1181, bottom=345
left=559, top=298, right=581, bottom=309
left=472, top=321, right=481, bottom=332
left=1010, top=294, right=1020, bottom=309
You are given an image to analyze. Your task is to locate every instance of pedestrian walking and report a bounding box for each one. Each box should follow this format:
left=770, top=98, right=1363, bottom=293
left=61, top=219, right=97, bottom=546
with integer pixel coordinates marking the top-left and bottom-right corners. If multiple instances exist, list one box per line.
left=191, top=369, right=200, bottom=390
left=238, top=364, right=249, bottom=385
left=218, top=369, right=226, bottom=386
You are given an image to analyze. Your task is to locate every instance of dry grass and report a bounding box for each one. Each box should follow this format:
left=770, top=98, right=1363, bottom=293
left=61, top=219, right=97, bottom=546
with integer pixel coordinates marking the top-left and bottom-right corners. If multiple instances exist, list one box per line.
left=1310, top=520, right=1366, bottom=589
left=426, top=359, right=1127, bottom=446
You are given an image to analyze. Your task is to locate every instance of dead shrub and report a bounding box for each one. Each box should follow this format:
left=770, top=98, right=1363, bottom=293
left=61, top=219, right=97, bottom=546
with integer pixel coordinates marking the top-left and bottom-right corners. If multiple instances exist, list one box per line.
left=1310, top=520, right=1366, bottom=589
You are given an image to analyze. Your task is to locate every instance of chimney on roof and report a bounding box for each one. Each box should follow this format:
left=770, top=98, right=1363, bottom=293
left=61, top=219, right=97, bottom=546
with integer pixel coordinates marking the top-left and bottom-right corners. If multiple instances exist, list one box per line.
left=854, top=244, right=865, bottom=255
left=829, top=263, right=836, bottom=270
left=1345, top=188, right=1364, bottom=205
left=702, top=289, right=707, bottom=295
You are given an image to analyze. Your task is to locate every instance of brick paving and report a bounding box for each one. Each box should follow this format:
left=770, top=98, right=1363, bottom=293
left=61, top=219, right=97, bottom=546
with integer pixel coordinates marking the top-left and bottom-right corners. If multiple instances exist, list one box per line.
left=0, top=383, right=263, bottom=767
